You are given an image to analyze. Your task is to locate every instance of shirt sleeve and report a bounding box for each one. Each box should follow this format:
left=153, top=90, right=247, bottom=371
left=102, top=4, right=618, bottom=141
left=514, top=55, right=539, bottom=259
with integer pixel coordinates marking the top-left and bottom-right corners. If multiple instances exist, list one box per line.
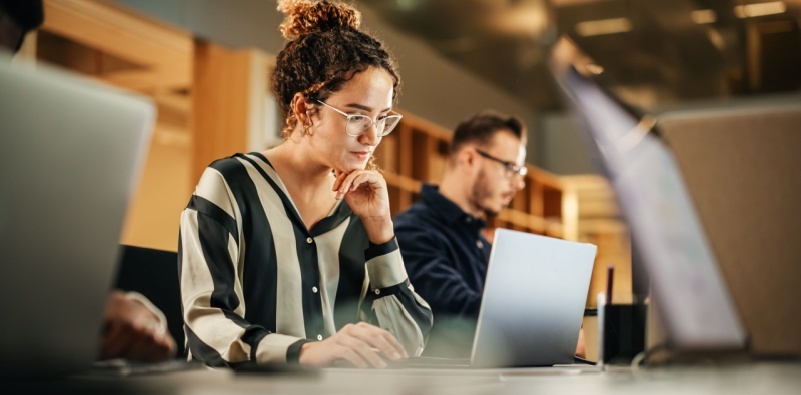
left=360, top=238, right=433, bottom=357
left=179, top=167, right=306, bottom=366
left=394, top=223, right=483, bottom=318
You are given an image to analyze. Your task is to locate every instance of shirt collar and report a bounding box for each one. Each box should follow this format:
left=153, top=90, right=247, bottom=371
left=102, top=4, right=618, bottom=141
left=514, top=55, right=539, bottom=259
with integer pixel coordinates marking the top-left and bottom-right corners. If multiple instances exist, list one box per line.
left=420, top=184, right=486, bottom=227
left=246, top=152, right=353, bottom=237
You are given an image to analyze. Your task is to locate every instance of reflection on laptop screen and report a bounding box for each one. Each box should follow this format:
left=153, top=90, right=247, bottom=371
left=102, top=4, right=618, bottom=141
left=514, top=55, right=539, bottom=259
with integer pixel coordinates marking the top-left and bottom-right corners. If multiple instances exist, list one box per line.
left=550, top=38, right=746, bottom=350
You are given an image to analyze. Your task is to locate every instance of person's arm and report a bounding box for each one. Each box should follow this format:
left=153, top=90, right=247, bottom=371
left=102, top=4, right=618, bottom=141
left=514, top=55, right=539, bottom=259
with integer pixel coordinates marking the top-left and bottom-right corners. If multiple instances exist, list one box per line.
left=359, top=238, right=433, bottom=356
left=180, top=167, right=307, bottom=367
left=329, top=170, right=433, bottom=357
left=394, top=224, right=483, bottom=318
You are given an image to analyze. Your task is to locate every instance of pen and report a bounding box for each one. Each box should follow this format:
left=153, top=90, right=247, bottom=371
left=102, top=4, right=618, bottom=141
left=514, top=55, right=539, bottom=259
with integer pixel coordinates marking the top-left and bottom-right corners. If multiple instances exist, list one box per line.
left=606, top=264, right=614, bottom=305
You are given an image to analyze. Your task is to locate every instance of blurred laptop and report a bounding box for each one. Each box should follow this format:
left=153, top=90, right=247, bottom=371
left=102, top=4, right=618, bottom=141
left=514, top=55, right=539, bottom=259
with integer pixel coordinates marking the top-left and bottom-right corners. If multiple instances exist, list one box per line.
left=549, top=36, right=747, bottom=352
left=399, top=228, right=596, bottom=368
left=0, top=52, right=154, bottom=378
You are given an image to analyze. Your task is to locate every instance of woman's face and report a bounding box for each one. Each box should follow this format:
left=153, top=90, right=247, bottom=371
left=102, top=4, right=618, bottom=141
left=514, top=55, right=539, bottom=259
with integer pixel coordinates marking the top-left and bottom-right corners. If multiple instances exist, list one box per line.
left=307, top=66, right=395, bottom=173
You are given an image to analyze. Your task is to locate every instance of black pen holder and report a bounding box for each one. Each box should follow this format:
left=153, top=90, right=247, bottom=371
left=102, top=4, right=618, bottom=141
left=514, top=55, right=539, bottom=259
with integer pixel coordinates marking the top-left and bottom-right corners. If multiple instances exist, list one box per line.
left=598, top=301, right=647, bottom=365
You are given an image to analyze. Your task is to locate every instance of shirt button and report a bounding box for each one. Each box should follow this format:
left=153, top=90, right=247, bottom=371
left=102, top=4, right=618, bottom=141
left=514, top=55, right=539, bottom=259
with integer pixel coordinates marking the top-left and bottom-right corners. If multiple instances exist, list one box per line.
left=476, top=240, right=484, bottom=249
left=306, top=237, right=313, bottom=244
left=312, top=286, right=318, bottom=293
left=317, top=334, right=323, bottom=341
left=466, top=217, right=472, bottom=223
left=374, top=289, right=380, bottom=295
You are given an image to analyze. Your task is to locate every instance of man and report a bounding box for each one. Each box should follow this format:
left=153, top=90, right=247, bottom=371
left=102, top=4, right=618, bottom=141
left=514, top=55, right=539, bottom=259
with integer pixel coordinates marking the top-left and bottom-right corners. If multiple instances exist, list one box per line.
left=1, top=0, right=175, bottom=362
left=394, top=110, right=528, bottom=357
left=395, top=110, right=586, bottom=358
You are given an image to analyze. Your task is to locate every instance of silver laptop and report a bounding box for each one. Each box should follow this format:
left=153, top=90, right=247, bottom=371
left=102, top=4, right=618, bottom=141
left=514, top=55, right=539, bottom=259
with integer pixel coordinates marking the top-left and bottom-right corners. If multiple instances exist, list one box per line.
left=400, top=228, right=596, bottom=368
left=549, top=37, right=747, bottom=351
left=0, top=52, right=154, bottom=378
left=471, top=229, right=596, bottom=367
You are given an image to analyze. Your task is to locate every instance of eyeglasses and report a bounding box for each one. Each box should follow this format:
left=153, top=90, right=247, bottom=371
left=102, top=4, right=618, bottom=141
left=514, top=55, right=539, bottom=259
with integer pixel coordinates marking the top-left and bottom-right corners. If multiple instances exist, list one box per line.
left=474, top=148, right=528, bottom=179
left=316, top=100, right=403, bottom=137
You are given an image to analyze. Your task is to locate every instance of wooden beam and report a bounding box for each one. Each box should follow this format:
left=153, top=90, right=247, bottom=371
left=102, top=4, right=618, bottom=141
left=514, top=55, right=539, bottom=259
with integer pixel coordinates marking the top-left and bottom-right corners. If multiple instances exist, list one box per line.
left=42, top=0, right=191, bottom=88
left=101, top=66, right=189, bottom=92
left=191, top=41, right=270, bottom=183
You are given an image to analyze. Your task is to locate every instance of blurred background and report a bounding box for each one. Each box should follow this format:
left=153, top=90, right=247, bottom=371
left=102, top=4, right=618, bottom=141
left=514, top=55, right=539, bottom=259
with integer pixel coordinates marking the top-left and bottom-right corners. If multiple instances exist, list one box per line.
left=16, top=0, right=801, bottom=360
left=106, top=0, right=801, bottom=173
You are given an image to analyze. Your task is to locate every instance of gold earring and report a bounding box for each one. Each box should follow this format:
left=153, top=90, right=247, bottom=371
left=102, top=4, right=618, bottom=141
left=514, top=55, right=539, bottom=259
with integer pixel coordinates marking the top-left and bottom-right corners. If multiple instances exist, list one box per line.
left=302, top=122, right=313, bottom=136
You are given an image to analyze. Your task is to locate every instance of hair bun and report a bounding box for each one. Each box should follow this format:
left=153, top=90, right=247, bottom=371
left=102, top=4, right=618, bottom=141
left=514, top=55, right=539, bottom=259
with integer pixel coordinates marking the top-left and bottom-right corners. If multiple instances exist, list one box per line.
left=277, top=0, right=361, bottom=40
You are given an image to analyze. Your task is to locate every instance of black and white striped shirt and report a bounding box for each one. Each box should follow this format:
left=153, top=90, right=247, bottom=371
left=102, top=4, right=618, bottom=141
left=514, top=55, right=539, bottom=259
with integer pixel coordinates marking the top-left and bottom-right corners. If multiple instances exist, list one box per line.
left=178, top=153, right=432, bottom=366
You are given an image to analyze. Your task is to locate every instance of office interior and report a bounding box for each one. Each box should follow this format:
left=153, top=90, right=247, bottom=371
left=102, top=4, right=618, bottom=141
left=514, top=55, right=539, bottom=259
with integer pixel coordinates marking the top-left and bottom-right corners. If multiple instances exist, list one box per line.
left=7, top=0, right=801, bottom=392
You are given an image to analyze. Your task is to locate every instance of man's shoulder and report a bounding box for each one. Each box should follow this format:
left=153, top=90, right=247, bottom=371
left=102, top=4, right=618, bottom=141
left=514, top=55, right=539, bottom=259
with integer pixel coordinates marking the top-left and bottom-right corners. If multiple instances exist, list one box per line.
left=394, top=200, right=440, bottom=227
left=394, top=204, right=453, bottom=249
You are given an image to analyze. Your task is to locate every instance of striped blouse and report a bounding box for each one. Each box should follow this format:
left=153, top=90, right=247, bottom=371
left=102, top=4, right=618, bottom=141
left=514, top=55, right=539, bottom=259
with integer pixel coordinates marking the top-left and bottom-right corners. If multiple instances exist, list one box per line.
left=178, top=152, right=432, bottom=366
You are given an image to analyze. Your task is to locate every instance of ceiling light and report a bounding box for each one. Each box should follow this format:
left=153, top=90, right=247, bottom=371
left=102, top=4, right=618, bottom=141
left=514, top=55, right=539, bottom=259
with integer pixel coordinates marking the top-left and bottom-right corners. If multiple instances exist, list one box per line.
left=691, top=9, right=717, bottom=24
left=734, top=2, right=787, bottom=18
left=575, top=18, right=632, bottom=37
left=488, top=2, right=549, bottom=38
left=395, top=0, right=419, bottom=12
left=707, top=28, right=725, bottom=50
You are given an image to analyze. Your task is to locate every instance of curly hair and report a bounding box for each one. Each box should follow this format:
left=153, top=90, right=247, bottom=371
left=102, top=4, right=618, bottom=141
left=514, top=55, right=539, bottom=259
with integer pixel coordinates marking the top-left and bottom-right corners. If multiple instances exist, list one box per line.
left=272, top=0, right=400, bottom=144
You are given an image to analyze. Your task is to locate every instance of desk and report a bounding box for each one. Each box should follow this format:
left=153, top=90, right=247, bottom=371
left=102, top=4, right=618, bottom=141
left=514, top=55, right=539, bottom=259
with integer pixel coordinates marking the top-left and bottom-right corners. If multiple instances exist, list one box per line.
left=5, top=362, right=801, bottom=395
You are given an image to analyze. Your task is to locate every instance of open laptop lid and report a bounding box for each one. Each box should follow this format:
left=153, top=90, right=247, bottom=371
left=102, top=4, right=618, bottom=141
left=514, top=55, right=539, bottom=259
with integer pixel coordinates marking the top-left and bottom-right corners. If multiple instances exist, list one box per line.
left=0, top=52, right=154, bottom=377
left=549, top=37, right=747, bottom=351
left=470, top=229, right=596, bottom=367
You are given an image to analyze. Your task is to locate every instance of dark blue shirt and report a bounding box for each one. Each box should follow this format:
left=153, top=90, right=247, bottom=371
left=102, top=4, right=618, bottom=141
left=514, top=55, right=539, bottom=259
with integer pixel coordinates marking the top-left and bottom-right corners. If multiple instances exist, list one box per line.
left=394, top=184, right=491, bottom=356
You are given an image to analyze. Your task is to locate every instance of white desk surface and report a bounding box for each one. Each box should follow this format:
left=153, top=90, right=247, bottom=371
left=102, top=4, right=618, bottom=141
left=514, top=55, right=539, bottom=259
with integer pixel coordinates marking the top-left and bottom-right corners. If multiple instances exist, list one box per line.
left=5, top=361, right=801, bottom=395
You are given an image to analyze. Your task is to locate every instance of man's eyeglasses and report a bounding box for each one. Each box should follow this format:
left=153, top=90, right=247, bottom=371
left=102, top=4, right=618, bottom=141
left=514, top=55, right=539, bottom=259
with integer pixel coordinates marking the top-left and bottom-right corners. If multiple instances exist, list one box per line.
left=316, top=100, right=403, bottom=137
left=474, top=148, right=528, bottom=179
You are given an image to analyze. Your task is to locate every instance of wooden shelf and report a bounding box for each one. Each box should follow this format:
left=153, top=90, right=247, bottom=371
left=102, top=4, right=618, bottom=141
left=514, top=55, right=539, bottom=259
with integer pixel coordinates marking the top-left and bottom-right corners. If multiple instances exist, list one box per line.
left=561, top=175, right=632, bottom=307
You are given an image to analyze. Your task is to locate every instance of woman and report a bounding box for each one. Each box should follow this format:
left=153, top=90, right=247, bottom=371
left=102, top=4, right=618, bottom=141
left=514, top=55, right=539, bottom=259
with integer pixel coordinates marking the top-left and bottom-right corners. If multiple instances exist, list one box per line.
left=179, top=0, right=432, bottom=368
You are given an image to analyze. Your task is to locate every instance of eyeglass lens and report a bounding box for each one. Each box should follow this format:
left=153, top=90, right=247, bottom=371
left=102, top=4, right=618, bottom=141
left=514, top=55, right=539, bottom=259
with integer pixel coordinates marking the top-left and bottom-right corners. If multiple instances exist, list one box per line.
left=505, top=165, right=527, bottom=179
left=347, top=115, right=401, bottom=137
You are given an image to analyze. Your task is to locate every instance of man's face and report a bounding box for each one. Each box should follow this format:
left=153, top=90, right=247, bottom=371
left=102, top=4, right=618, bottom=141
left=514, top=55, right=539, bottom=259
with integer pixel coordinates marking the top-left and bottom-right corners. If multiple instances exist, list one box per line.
left=0, top=12, right=25, bottom=53
left=469, top=130, right=527, bottom=216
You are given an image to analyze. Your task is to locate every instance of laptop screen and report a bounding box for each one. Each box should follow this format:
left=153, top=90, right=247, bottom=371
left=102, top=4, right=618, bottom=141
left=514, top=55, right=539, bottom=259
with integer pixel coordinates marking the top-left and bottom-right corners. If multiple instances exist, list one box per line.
left=0, top=52, right=154, bottom=377
left=471, top=229, right=596, bottom=367
left=550, top=38, right=746, bottom=350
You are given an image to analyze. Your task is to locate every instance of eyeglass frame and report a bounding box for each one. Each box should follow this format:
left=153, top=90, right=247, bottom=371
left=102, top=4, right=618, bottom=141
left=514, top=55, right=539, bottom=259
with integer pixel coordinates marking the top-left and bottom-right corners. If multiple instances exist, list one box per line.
left=474, top=148, right=528, bottom=179
left=315, top=100, right=403, bottom=137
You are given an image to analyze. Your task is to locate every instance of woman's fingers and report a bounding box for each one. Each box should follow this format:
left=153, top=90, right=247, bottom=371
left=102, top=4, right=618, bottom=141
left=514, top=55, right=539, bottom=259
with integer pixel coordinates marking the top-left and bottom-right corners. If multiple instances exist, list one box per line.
left=337, top=347, right=369, bottom=369
left=319, top=323, right=408, bottom=368
left=381, top=330, right=409, bottom=359
left=300, top=328, right=389, bottom=368
left=350, top=173, right=379, bottom=192
left=338, top=336, right=387, bottom=368
left=335, top=171, right=372, bottom=199
left=332, top=170, right=348, bottom=192
left=345, top=323, right=405, bottom=362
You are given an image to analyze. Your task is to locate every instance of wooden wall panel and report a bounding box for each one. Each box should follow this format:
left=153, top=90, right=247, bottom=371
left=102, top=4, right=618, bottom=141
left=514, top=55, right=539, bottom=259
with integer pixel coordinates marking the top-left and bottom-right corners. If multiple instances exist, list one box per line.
left=191, top=41, right=270, bottom=183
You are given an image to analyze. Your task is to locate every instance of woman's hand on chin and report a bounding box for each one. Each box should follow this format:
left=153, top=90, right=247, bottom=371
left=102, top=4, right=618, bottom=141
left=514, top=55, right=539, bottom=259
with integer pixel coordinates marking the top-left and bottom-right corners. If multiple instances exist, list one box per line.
left=333, top=169, right=393, bottom=244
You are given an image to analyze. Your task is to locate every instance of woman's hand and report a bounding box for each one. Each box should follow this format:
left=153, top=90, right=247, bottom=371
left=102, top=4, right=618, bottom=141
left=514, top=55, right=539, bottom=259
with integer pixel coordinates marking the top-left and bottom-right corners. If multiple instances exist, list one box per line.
left=333, top=170, right=393, bottom=244
left=99, top=291, right=177, bottom=362
left=298, top=322, right=408, bottom=368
